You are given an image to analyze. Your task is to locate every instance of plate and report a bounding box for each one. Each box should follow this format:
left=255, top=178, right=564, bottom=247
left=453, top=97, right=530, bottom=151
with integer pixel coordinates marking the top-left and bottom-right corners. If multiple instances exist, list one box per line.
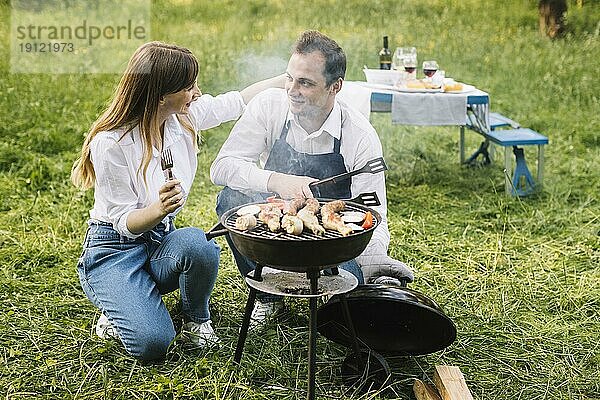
left=360, top=80, right=477, bottom=94
left=395, top=86, right=443, bottom=93
left=360, top=82, right=442, bottom=93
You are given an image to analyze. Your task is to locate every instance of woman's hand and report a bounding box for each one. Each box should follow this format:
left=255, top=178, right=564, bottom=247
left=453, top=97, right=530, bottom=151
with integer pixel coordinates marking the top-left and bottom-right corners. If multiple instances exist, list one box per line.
left=157, top=179, right=185, bottom=215
left=125, top=180, right=185, bottom=235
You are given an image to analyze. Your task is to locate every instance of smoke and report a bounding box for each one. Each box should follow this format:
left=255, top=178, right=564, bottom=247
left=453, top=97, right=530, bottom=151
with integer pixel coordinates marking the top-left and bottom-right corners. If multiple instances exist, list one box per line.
left=236, top=53, right=289, bottom=86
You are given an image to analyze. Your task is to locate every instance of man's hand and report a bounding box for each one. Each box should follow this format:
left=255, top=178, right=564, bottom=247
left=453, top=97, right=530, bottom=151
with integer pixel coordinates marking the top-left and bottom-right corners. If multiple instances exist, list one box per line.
left=360, top=255, right=414, bottom=284
left=267, top=172, right=317, bottom=199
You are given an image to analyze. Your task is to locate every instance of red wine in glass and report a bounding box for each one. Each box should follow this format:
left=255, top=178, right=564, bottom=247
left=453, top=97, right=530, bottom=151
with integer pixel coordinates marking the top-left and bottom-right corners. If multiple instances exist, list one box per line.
left=422, top=60, right=439, bottom=79
left=404, top=66, right=416, bottom=73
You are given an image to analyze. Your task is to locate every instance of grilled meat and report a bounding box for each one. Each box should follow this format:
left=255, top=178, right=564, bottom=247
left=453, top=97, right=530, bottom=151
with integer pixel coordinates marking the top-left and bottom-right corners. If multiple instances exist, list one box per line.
left=297, top=200, right=325, bottom=236
left=321, top=199, right=353, bottom=236
left=322, top=212, right=353, bottom=236
left=286, top=198, right=306, bottom=216
left=281, top=215, right=303, bottom=235
left=235, top=214, right=257, bottom=231
left=259, top=204, right=282, bottom=232
left=304, top=198, right=320, bottom=213
left=321, top=199, right=345, bottom=216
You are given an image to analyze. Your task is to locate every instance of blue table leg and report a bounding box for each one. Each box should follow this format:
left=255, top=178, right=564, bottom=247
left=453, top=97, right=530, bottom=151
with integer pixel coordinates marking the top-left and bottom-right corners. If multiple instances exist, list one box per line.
left=511, top=147, right=536, bottom=196
left=464, top=140, right=491, bottom=166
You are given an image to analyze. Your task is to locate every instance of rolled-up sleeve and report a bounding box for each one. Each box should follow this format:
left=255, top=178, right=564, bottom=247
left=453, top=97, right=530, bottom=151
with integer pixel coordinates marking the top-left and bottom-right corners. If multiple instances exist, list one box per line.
left=91, top=136, right=140, bottom=238
left=210, top=92, right=275, bottom=193
left=188, top=91, right=246, bottom=131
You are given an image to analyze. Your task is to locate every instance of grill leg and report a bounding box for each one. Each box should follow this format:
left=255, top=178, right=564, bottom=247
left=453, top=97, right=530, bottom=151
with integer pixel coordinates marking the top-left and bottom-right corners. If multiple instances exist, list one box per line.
left=340, top=294, right=363, bottom=364
left=307, top=271, right=319, bottom=400
left=234, top=265, right=263, bottom=363
left=234, top=288, right=256, bottom=363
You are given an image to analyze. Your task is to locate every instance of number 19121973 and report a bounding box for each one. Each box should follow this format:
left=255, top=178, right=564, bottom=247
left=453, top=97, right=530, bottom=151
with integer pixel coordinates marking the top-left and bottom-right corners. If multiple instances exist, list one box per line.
left=19, top=42, right=74, bottom=52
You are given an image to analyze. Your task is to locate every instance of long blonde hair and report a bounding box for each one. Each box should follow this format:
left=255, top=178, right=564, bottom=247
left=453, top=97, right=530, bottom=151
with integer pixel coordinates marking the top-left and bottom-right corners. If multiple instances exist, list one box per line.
left=71, top=41, right=198, bottom=189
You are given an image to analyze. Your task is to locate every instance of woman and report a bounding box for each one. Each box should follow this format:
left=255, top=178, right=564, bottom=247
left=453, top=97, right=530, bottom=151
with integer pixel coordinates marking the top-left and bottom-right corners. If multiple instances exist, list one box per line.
left=72, top=41, right=283, bottom=361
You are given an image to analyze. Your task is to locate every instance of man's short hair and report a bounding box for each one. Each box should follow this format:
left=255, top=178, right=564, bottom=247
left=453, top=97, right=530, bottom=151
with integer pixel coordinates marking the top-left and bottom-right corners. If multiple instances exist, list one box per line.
left=293, top=30, right=346, bottom=87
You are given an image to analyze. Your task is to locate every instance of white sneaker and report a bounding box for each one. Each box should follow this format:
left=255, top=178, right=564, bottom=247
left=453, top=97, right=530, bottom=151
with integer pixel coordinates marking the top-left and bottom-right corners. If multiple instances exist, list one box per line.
left=95, top=313, right=118, bottom=340
left=250, top=300, right=284, bottom=330
left=181, top=320, right=220, bottom=348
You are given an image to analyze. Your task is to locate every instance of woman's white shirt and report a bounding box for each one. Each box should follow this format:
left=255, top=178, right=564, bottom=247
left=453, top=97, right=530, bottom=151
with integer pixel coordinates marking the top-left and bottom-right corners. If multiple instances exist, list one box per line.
left=89, top=91, right=244, bottom=238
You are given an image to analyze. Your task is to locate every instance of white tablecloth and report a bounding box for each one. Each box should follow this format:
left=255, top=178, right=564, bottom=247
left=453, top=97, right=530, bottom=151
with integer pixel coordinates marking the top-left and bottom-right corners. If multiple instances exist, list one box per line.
left=391, top=92, right=467, bottom=125
left=337, top=81, right=373, bottom=119
left=350, top=81, right=489, bottom=129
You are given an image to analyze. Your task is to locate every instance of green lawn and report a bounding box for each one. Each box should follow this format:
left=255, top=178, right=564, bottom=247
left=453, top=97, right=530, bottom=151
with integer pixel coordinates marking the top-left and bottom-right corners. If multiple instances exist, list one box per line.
left=1, top=0, right=599, bottom=399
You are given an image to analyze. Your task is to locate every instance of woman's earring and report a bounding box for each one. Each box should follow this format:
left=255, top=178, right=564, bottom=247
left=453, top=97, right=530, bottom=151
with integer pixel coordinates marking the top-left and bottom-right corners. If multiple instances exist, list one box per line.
left=159, top=98, right=165, bottom=105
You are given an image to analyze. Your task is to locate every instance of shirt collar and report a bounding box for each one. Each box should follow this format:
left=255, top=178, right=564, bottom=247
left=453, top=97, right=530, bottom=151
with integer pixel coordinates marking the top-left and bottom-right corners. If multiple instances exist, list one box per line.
left=153, top=114, right=188, bottom=156
left=286, top=100, right=342, bottom=140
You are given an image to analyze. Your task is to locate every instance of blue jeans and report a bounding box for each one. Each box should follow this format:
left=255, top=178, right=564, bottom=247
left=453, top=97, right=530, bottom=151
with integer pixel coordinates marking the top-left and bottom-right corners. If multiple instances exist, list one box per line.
left=215, top=187, right=364, bottom=302
left=77, top=220, right=220, bottom=361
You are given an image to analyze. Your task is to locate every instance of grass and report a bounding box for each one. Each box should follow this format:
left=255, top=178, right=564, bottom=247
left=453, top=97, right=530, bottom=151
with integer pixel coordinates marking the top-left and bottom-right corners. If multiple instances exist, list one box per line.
left=1, top=0, right=599, bottom=399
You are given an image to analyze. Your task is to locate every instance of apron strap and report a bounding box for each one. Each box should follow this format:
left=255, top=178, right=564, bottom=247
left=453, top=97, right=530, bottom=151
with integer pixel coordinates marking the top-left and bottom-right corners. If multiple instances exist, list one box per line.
left=280, top=118, right=291, bottom=141
left=333, top=109, right=343, bottom=154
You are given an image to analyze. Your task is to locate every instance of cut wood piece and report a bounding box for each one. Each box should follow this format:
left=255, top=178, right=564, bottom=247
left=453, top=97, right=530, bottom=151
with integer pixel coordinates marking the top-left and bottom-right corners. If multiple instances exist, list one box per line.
left=433, top=365, right=474, bottom=400
left=413, top=378, right=442, bottom=400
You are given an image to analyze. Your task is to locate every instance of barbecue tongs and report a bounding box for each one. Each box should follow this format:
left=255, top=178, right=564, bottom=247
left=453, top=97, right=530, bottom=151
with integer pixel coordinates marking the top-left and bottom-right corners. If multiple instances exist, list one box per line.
left=309, top=157, right=388, bottom=188
left=308, top=157, right=388, bottom=201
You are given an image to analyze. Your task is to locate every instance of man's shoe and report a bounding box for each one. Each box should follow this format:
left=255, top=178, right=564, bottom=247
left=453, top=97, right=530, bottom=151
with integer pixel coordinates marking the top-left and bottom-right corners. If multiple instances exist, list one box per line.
left=250, top=300, right=284, bottom=330
left=181, top=320, right=220, bottom=348
left=95, top=313, right=118, bottom=340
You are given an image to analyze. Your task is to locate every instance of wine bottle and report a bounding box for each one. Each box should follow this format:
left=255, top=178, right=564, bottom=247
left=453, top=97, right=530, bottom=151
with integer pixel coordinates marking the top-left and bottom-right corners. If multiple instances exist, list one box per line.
left=379, top=36, right=392, bottom=70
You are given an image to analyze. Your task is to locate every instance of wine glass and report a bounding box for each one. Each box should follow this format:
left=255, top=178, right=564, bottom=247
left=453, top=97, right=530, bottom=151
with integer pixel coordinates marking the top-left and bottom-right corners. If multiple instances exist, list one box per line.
left=392, top=47, right=417, bottom=71
left=403, top=56, right=417, bottom=73
left=422, top=60, right=439, bottom=79
left=402, top=55, right=417, bottom=80
left=392, top=48, right=403, bottom=70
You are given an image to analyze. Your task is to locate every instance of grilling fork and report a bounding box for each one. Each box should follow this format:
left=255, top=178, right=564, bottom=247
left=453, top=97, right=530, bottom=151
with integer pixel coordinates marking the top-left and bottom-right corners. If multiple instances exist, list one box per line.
left=160, top=148, right=175, bottom=181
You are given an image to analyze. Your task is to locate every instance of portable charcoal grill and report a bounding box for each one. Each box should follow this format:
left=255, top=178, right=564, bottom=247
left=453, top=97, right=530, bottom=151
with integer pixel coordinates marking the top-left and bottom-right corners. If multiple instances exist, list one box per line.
left=205, top=197, right=382, bottom=400
left=207, top=198, right=381, bottom=272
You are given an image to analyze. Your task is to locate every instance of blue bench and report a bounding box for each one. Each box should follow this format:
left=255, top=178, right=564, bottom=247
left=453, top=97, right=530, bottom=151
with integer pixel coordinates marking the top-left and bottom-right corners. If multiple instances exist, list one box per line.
left=461, top=112, right=521, bottom=166
left=489, top=112, right=520, bottom=130
left=484, top=127, right=549, bottom=196
left=463, top=113, right=549, bottom=196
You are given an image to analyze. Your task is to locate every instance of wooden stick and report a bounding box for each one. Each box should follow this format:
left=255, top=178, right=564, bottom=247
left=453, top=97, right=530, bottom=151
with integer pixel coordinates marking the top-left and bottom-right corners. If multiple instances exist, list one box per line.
left=433, top=365, right=474, bottom=400
left=413, top=378, right=442, bottom=400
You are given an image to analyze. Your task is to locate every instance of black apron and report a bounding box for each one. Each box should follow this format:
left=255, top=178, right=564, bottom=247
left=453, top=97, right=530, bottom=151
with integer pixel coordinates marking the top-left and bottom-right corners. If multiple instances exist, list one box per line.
left=263, top=112, right=351, bottom=199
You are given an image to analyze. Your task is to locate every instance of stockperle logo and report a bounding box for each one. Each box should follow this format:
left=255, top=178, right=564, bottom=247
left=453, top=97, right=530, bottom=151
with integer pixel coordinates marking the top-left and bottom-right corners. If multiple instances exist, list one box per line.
left=10, top=0, right=150, bottom=74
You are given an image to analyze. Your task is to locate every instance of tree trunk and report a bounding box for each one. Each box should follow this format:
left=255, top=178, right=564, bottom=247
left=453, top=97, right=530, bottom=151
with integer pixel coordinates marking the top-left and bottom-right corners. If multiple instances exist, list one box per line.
left=539, top=0, right=568, bottom=38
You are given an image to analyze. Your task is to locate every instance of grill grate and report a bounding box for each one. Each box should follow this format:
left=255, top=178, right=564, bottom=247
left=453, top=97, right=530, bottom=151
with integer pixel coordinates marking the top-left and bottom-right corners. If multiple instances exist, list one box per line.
left=224, top=201, right=377, bottom=241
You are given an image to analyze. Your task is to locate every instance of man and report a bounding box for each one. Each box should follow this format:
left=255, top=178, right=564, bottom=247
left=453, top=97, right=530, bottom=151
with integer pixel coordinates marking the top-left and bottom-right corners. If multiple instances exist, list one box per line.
left=210, top=30, right=413, bottom=327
